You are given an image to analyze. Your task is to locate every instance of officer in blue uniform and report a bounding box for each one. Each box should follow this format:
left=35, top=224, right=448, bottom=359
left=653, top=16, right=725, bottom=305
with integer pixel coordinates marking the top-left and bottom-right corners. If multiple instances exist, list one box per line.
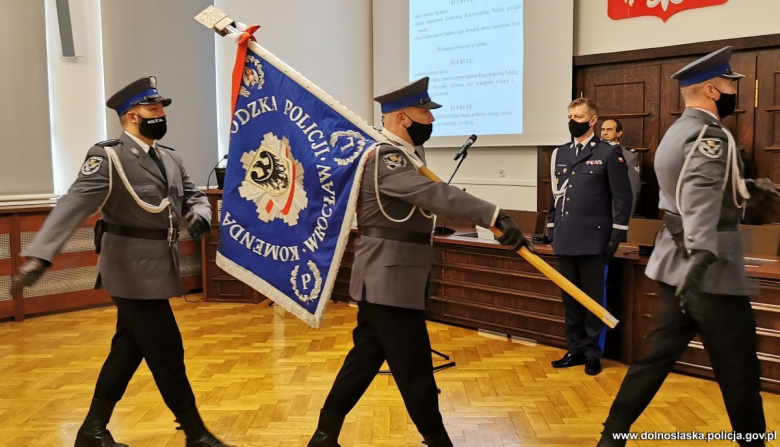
left=547, top=98, right=633, bottom=376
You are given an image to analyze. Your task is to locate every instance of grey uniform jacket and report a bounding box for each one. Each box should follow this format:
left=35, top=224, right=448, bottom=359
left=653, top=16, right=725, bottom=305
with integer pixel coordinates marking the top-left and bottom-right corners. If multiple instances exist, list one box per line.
left=611, top=143, right=641, bottom=216
left=350, top=142, right=498, bottom=310
left=23, top=132, right=211, bottom=300
left=645, top=108, right=751, bottom=296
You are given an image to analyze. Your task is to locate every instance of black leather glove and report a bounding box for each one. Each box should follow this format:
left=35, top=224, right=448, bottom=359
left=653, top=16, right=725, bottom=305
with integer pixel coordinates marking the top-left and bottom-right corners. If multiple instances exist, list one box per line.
left=187, top=213, right=210, bottom=242
left=494, top=210, right=536, bottom=254
left=746, top=178, right=780, bottom=207
left=604, top=240, right=619, bottom=263
left=675, top=249, right=717, bottom=313
left=12, top=257, right=50, bottom=293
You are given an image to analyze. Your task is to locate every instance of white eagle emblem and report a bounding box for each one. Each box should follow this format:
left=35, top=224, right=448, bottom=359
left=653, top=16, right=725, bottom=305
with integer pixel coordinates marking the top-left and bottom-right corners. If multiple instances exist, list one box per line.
left=240, top=55, right=265, bottom=98
left=238, top=133, right=308, bottom=226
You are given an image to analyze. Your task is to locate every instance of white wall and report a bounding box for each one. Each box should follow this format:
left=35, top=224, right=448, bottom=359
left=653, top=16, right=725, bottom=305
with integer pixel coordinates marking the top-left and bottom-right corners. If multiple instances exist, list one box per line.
left=575, top=0, right=780, bottom=55
left=426, top=147, right=538, bottom=211
left=213, top=0, right=374, bottom=158
left=45, top=0, right=107, bottom=194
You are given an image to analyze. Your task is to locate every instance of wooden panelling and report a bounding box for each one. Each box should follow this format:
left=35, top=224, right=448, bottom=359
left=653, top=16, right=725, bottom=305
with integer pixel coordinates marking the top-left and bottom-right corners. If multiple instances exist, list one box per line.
left=0, top=204, right=203, bottom=321
left=562, top=46, right=778, bottom=222
left=201, top=191, right=265, bottom=304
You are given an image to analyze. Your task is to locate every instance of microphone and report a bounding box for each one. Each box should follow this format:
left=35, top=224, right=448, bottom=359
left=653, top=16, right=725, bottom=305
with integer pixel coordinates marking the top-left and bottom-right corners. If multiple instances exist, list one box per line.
left=207, top=154, right=229, bottom=190
left=454, top=134, right=477, bottom=161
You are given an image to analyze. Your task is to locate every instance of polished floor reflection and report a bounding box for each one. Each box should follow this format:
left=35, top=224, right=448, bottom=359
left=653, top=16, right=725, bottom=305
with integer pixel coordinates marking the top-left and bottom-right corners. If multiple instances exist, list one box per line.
left=0, top=298, right=778, bottom=446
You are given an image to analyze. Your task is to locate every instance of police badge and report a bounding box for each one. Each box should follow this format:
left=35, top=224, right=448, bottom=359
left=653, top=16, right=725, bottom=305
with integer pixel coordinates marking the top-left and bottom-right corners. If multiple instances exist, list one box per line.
left=81, top=156, right=104, bottom=176
left=699, top=139, right=723, bottom=159
left=382, top=152, right=408, bottom=171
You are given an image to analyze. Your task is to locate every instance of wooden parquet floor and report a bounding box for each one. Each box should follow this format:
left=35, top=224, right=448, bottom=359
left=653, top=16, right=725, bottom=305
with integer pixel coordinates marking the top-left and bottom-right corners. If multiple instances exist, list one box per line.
left=0, top=298, right=778, bottom=447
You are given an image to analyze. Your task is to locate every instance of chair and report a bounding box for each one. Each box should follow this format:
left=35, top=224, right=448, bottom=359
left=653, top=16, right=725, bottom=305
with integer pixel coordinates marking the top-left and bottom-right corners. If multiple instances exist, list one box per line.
left=626, top=218, right=663, bottom=246
left=739, top=224, right=780, bottom=256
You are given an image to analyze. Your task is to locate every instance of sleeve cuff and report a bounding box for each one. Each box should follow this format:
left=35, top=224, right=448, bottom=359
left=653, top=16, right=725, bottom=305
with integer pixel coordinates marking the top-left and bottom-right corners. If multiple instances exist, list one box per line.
left=547, top=222, right=555, bottom=228
left=612, top=223, right=629, bottom=231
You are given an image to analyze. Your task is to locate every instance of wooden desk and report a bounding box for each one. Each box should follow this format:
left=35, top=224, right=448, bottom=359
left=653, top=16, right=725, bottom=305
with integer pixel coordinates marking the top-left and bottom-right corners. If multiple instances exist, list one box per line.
left=0, top=204, right=203, bottom=321
left=423, top=234, right=780, bottom=392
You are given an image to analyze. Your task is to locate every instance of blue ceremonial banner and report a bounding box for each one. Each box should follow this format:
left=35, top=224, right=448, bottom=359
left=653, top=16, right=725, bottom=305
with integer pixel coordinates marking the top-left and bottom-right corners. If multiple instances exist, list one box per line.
left=216, top=36, right=382, bottom=327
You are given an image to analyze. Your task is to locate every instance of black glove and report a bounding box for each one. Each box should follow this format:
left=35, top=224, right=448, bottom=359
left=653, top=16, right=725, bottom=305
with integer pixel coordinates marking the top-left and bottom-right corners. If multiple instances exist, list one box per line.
left=494, top=210, right=536, bottom=254
left=746, top=178, right=780, bottom=207
left=12, top=257, right=50, bottom=293
left=675, top=249, right=717, bottom=313
left=604, top=240, right=619, bottom=263
left=187, top=213, right=210, bottom=242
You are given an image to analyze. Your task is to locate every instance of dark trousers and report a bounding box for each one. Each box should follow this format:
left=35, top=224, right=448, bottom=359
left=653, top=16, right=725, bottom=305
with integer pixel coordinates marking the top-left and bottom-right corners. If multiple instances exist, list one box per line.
left=93, top=297, right=196, bottom=416
left=556, top=254, right=607, bottom=357
left=606, top=282, right=765, bottom=445
left=322, top=301, right=444, bottom=437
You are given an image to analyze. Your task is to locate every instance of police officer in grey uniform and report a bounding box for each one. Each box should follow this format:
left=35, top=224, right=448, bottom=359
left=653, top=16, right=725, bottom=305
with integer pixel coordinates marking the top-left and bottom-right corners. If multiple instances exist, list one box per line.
left=601, top=119, right=641, bottom=215
left=598, top=47, right=772, bottom=447
left=547, top=98, right=633, bottom=376
left=307, top=77, right=533, bottom=447
left=12, top=77, right=232, bottom=447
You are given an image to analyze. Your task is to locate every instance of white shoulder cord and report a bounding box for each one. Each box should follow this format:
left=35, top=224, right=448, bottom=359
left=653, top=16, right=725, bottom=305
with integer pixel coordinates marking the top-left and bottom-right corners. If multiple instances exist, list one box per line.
left=104, top=147, right=174, bottom=231
left=675, top=125, right=750, bottom=215
left=723, top=128, right=750, bottom=210
left=550, top=148, right=568, bottom=207
left=374, top=149, right=417, bottom=223
left=94, top=151, right=114, bottom=215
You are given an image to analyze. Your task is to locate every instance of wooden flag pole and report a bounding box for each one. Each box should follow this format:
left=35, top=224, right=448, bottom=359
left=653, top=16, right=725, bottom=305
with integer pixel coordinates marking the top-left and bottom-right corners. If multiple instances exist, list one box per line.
left=418, top=166, right=619, bottom=329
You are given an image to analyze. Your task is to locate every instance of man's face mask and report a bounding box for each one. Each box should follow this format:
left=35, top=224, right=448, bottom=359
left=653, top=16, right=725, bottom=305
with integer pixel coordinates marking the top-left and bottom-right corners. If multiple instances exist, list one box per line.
left=568, top=117, right=592, bottom=139
left=713, top=87, right=737, bottom=119
left=133, top=112, right=167, bottom=140
left=403, top=112, right=433, bottom=146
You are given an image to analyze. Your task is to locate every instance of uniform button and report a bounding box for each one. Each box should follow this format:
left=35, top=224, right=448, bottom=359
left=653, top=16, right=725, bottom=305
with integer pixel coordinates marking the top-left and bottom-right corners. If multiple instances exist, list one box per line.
left=572, top=172, right=576, bottom=175
left=565, top=211, right=569, bottom=215
left=590, top=170, right=593, bottom=174
left=687, top=236, right=694, bottom=242
left=566, top=198, right=570, bottom=202
left=598, top=225, right=601, bottom=229
left=568, top=185, right=573, bottom=189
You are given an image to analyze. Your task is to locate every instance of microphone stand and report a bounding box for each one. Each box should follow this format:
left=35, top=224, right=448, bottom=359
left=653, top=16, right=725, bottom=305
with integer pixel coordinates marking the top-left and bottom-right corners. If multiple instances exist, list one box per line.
left=428, top=146, right=474, bottom=373
left=448, top=150, right=469, bottom=185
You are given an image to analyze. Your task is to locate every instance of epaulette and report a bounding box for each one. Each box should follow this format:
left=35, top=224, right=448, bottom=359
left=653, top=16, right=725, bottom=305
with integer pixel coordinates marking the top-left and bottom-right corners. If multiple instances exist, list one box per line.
left=157, top=143, right=175, bottom=151
left=95, top=139, right=121, bottom=147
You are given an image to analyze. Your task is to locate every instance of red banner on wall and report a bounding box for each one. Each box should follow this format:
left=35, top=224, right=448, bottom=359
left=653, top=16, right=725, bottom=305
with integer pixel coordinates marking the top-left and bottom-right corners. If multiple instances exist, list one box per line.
left=608, top=0, right=728, bottom=22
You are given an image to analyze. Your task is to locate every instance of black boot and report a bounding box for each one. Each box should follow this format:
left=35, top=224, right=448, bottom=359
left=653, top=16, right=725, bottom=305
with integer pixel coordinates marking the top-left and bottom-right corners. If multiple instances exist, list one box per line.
left=595, top=420, right=628, bottom=447
left=74, top=398, right=129, bottom=447
left=175, top=409, right=233, bottom=447
left=422, top=428, right=453, bottom=447
left=308, top=409, right=345, bottom=447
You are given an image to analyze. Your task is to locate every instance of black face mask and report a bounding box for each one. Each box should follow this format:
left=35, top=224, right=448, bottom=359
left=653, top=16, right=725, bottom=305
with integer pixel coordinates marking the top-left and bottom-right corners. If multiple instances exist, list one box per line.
left=136, top=115, right=168, bottom=140
left=404, top=113, right=433, bottom=146
left=568, top=119, right=591, bottom=139
left=714, top=88, right=737, bottom=119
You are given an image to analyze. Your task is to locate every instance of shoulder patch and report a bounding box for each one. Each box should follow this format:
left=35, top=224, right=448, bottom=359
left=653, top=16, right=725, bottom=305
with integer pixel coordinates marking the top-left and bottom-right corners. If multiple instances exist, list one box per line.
left=95, top=139, right=121, bottom=147
left=382, top=152, right=408, bottom=171
left=156, top=143, right=175, bottom=151
left=81, top=156, right=104, bottom=176
left=698, top=138, right=723, bottom=159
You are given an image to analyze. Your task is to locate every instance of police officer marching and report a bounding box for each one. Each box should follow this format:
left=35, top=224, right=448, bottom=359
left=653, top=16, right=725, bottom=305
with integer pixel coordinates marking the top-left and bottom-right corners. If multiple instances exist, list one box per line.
left=12, top=77, right=233, bottom=447
left=597, top=47, right=775, bottom=447
left=547, top=98, right=633, bottom=376
left=306, top=77, right=534, bottom=447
